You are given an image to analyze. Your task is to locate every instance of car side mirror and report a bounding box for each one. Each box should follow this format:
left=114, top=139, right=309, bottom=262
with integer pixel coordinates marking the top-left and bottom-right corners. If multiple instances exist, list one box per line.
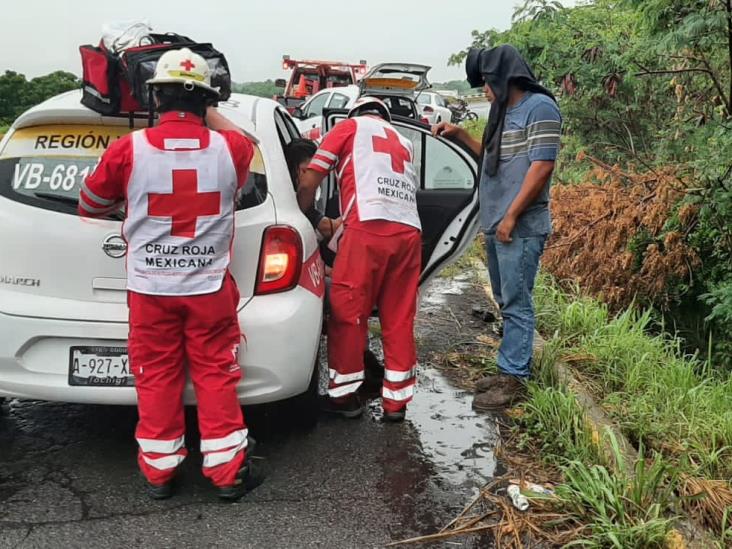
left=275, top=78, right=287, bottom=88
left=293, top=107, right=305, bottom=119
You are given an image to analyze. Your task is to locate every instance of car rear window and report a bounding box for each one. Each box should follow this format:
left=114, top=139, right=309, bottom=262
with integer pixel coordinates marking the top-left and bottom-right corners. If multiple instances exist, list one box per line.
left=0, top=124, right=268, bottom=216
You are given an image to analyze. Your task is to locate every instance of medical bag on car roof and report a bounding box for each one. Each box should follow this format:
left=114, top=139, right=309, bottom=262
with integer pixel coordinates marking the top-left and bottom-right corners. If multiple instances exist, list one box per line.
left=79, top=32, right=232, bottom=115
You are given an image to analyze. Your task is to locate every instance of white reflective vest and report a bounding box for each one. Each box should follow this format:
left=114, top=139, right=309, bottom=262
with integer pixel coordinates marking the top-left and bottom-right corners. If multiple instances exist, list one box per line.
left=123, top=130, right=238, bottom=296
left=350, top=117, right=421, bottom=231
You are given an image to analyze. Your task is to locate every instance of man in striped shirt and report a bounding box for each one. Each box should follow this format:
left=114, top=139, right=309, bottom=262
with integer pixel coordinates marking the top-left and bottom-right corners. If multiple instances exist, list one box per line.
left=434, top=45, right=562, bottom=410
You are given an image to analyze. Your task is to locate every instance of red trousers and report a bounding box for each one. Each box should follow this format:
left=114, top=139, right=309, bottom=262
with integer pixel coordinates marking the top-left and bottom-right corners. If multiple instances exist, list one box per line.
left=128, top=274, right=247, bottom=487
left=328, top=226, right=421, bottom=413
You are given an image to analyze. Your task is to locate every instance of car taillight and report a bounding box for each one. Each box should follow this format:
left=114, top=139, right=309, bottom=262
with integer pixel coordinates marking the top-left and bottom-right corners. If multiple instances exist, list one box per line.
left=255, top=225, right=303, bottom=295
left=420, top=116, right=430, bottom=124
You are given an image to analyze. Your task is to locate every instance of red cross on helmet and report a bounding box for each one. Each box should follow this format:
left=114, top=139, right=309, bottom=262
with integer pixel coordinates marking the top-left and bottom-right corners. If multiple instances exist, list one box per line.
left=146, top=47, right=219, bottom=96
left=348, top=96, right=391, bottom=123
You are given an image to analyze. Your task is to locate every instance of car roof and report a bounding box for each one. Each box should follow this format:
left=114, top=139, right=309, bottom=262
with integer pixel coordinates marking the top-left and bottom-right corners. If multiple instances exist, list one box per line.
left=12, top=89, right=260, bottom=136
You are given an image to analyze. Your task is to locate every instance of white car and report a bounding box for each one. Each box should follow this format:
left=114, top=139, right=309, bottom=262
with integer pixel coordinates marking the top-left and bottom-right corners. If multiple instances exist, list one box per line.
left=295, top=63, right=434, bottom=140
left=294, top=85, right=360, bottom=141
left=416, top=92, right=453, bottom=125
left=0, top=90, right=480, bottom=416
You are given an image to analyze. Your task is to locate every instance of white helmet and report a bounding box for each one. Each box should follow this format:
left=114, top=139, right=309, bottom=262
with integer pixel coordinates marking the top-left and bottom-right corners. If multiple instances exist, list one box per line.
left=146, top=47, right=219, bottom=96
left=348, top=96, right=391, bottom=122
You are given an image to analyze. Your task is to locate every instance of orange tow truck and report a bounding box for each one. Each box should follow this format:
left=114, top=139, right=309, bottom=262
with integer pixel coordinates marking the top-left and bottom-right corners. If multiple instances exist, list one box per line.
left=274, top=56, right=367, bottom=113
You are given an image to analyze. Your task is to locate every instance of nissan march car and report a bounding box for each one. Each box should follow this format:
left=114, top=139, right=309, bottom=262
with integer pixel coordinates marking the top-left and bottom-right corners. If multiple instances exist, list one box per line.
left=0, top=90, right=480, bottom=411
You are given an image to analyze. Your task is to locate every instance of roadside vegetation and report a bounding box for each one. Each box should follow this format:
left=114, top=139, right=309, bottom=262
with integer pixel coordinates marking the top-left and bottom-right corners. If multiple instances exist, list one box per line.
left=528, top=275, right=732, bottom=543
left=435, top=235, right=732, bottom=546
left=442, top=3, right=732, bottom=540
left=453, top=0, right=732, bottom=370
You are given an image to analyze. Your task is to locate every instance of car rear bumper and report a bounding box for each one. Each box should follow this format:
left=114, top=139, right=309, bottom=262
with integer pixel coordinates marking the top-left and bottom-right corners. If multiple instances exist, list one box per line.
left=0, top=288, right=322, bottom=405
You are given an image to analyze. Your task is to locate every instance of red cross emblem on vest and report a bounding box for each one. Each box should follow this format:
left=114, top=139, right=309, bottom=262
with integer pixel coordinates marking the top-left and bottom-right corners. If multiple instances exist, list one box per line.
left=148, top=169, right=221, bottom=238
left=180, top=59, right=196, bottom=72
left=372, top=127, right=411, bottom=174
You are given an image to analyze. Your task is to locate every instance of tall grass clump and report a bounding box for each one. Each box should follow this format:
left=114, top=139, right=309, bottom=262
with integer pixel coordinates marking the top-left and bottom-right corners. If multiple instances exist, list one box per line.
left=518, top=383, right=604, bottom=466
left=534, top=273, right=732, bottom=480
left=558, top=444, right=675, bottom=548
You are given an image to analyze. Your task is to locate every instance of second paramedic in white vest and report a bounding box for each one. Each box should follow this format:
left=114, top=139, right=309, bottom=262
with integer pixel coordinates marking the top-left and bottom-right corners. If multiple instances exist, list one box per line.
left=78, top=48, right=261, bottom=501
left=296, top=97, right=422, bottom=422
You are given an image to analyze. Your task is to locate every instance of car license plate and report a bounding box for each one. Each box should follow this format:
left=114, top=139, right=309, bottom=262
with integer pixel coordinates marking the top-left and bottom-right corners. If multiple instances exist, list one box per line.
left=68, top=346, right=134, bottom=387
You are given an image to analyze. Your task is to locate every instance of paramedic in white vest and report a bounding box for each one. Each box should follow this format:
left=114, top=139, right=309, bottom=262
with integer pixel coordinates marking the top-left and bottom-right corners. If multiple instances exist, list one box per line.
left=78, top=48, right=260, bottom=501
left=297, top=97, right=422, bottom=422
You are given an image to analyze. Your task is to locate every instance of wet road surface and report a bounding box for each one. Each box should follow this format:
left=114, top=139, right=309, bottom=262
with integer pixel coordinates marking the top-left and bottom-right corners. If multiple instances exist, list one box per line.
left=0, top=276, right=498, bottom=548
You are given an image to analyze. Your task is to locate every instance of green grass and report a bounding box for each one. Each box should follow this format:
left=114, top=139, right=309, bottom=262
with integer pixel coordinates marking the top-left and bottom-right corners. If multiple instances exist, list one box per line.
left=462, top=119, right=484, bottom=140
left=496, top=272, right=732, bottom=543
left=557, top=444, right=675, bottom=549
left=519, top=384, right=603, bottom=466
left=533, top=273, right=732, bottom=480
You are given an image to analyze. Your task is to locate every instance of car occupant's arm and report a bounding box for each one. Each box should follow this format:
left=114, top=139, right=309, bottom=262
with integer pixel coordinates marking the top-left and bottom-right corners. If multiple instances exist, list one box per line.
left=78, top=137, right=129, bottom=218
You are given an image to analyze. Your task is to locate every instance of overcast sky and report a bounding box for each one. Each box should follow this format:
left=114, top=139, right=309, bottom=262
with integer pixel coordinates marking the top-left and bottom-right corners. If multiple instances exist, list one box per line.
left=0, top=0, right=537, bottom=83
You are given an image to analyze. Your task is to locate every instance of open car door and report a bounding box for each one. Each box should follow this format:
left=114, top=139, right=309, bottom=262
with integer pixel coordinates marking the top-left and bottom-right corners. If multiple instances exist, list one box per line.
left=320, top=111, right=480, bottom=286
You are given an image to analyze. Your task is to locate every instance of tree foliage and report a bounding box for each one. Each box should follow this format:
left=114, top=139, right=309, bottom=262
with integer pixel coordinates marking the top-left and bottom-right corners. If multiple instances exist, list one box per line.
left=0, top=70, right=80, bottom=126
left=232, top=80, right=283, bottom=98
left=451, top=0, right=732, bottom=365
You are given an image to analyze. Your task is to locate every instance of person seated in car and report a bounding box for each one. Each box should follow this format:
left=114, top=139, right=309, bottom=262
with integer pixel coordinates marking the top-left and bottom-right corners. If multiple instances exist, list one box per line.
left=285, top=138, right=340, bottom=243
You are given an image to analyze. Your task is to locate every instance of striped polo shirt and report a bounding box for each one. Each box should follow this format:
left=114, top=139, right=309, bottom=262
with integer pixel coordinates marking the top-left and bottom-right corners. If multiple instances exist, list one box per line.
left=480, top=92, right=562, bottom=236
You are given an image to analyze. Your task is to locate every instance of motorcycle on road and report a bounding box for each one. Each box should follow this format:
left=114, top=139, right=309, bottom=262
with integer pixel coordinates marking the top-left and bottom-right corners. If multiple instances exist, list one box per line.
left=449, top=99, right=479, bottom=124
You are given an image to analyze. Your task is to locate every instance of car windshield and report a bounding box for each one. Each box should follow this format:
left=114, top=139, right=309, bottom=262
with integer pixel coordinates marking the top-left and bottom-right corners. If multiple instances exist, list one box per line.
left=416, top=94, right=432, bottom=105
left=0, top=124, right=269, bottom=216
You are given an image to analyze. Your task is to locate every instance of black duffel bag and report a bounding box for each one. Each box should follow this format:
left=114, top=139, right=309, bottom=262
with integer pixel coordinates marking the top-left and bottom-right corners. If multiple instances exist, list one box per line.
left=80, top=32, right=232, bottom=115
left=122, top=34, right=232, bottom=111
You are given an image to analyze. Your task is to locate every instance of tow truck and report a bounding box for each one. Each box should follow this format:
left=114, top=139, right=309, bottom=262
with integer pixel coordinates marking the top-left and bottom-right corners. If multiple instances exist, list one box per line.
left=274, top=56, right=368, bottom=114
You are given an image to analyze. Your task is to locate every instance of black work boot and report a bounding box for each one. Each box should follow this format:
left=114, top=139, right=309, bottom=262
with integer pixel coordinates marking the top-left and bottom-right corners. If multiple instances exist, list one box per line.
left=321, top=394, right=364, bottom=418
left=217, top=437, right=264, bottom=502
left=383, top=408, right=406, bottom=423
left=146, top=479, right=175, bottom=500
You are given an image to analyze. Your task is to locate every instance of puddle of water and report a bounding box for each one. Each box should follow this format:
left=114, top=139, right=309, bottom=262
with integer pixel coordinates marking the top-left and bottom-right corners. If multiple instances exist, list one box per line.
left=419, top=277, right=472, bottom=312
left=318, top=274, right=499, bottom=491
left=406, top=367, right=498, bottom=487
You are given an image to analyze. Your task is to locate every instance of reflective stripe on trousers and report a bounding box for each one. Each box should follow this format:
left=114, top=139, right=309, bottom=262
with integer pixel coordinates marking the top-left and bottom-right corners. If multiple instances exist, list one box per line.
left=201, top=428, right=248, bottom=469
left=137, top=435, right=187, bottom=471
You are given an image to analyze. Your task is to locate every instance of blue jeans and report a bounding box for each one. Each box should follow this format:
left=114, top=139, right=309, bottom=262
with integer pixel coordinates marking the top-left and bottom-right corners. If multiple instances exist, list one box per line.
left=484, top=233, right=546, bottom=378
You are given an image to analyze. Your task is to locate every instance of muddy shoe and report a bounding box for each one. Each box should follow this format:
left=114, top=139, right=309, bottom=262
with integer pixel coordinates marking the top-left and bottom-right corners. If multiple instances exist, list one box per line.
left=321, top=394, right=364, bottom=419
left=472, top=375, right=527, bottom=411
left=474, top=372, right=517, bottom=393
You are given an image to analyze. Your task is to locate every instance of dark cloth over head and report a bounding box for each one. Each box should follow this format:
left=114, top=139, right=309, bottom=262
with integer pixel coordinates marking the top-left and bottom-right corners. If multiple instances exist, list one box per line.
left=466, top=45, right=556, bottom=176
